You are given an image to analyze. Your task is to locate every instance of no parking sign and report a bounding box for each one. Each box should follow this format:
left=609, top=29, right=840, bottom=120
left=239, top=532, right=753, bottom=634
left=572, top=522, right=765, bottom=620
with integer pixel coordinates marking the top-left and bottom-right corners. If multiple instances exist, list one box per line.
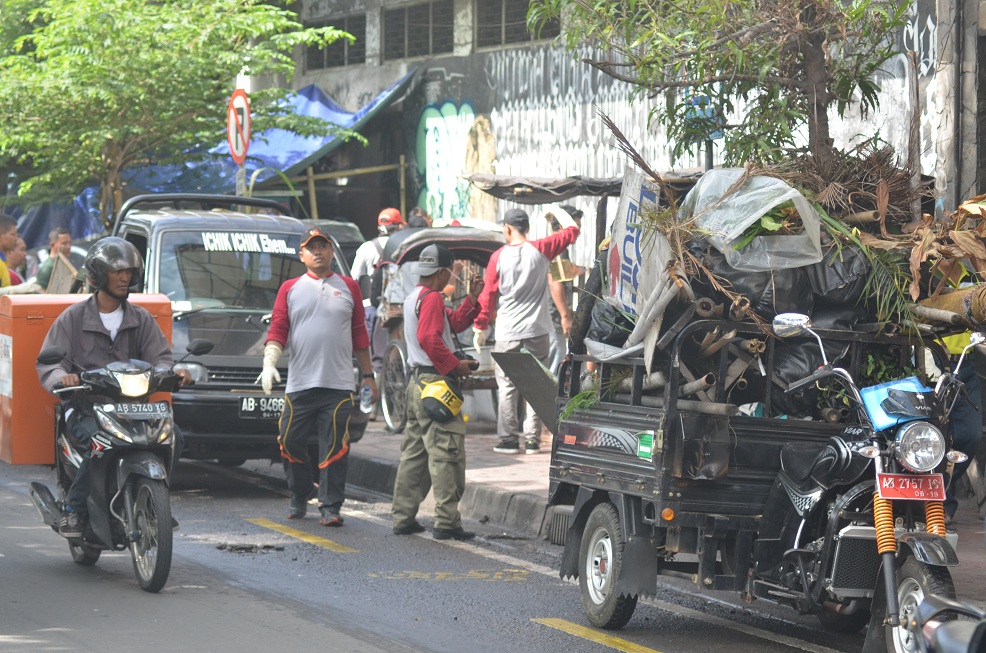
left=227, top=89, right=251, bottom=166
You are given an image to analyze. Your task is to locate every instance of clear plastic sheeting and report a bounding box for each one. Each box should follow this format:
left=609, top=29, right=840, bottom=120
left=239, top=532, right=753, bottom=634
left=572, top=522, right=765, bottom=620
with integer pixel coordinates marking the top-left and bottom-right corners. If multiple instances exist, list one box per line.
left=681, top=168, right=822, bottom=271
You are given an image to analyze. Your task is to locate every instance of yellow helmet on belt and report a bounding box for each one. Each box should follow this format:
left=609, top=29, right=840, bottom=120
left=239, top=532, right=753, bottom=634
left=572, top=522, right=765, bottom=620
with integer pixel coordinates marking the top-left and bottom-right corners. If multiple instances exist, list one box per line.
left=418, top=378, right=463, bottom=423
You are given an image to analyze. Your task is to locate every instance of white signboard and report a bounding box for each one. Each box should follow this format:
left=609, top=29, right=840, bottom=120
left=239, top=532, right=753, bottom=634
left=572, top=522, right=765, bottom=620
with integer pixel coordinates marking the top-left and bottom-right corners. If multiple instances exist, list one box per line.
left=0, top=334, right=11, bottom=398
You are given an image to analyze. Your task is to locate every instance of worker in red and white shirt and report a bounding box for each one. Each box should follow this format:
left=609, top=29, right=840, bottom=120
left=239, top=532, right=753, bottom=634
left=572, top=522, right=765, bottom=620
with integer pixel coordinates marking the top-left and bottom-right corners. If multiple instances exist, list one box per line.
left=392, top=244, right=482, bottom=541
left=260, top=227, right=378, bottom=527
left=474, top=207, right=580, bottom=455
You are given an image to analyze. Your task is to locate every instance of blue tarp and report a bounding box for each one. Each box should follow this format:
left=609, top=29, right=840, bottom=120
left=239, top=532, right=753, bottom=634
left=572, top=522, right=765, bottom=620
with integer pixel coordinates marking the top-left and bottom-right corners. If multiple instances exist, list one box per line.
left=10, top=71, right=415, bottom=249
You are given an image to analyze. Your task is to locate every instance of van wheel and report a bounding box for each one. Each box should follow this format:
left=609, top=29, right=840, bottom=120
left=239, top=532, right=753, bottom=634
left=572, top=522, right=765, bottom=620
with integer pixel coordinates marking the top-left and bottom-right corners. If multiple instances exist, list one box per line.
left=579, top=503, right=638, bottom=629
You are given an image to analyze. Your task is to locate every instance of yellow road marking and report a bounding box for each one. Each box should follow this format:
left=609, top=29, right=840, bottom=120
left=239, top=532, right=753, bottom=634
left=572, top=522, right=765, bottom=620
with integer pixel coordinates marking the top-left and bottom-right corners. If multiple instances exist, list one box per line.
left=246, top=518, right=358, bottom=553
left=532, top=618, right=662, bottom=653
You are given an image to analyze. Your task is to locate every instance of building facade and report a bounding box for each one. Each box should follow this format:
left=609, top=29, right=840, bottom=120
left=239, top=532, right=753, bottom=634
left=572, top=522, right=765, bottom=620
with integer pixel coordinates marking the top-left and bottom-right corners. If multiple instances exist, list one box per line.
left=292, top=0, right=980, bottom=264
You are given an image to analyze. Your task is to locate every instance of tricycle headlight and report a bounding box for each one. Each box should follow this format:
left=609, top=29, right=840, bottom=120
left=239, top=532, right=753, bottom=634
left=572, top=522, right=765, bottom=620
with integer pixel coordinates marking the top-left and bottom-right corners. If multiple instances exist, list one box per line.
left=112, top=369, right=151, bottom=397
left=894, top=421, right=945, bottom=472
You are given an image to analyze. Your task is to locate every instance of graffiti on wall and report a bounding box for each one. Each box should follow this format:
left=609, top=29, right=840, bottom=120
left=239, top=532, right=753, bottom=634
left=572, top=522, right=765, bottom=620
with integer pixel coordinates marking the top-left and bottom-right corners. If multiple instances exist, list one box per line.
left=415, top=101, right=478, bottom=224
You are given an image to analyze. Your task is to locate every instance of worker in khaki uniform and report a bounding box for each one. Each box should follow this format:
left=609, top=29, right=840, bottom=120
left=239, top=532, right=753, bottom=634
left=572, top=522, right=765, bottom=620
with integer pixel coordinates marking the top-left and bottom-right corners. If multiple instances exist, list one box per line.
left=391, top=244, right=482, bottom=540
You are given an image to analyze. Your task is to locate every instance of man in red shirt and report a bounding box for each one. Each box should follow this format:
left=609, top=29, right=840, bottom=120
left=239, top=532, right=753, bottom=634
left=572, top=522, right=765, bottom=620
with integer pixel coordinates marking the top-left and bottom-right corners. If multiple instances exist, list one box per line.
left=473, top=207, right=580, bottom=454
left=391, top=244, right=483, bottom=540
left=260, top=228, right=378, bottom=526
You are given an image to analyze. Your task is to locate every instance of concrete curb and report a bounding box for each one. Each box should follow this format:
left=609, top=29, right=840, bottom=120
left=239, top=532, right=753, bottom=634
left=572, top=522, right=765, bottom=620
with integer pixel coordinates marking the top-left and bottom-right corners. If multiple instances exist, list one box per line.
left=348, top=450, right=551, bottom=540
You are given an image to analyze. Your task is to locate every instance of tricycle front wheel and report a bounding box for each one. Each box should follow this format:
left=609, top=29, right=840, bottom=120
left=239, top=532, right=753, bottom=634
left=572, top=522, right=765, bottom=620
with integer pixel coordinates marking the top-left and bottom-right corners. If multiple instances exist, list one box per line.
left=886, top=557, right=954, bottom=653
left=578, top=502, right=638, bottom=629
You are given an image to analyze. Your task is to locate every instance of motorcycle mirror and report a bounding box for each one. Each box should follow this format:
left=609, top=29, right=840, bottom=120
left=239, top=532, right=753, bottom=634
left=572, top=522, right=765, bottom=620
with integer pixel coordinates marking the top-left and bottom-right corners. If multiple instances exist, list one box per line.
left=772, top=313, right=811, bottom=338
left=971, top=332, right=986, bottom=346
left=36, top=347, right=67, bottom=365
left=186, top=339, right=214, bottom=357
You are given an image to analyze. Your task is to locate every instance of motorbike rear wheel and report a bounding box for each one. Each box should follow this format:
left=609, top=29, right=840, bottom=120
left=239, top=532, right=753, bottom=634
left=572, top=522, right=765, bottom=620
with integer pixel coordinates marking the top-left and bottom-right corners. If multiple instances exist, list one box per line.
left=578, top=502, right=639, bottom=629
left=130, top=477, right=173, bottom=593
left=886, top=557, right=955, bottom=653
left=69, top=541, right=100, bottom=566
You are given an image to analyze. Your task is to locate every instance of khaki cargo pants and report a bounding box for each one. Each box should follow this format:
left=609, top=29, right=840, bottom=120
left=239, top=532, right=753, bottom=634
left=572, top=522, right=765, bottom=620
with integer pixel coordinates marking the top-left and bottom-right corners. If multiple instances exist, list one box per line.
left=391, top=373, right=467, bottom=531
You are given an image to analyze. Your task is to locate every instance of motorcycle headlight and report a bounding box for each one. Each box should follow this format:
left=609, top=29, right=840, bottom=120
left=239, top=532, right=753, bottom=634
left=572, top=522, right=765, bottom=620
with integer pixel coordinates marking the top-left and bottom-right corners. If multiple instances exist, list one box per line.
left=173, top=362, right=208, bottom=384
left=96, top=410, right=133, bottom=443
left=894, top=421, right=945, bottom=472
left=112, top=369, right=151, bottom=397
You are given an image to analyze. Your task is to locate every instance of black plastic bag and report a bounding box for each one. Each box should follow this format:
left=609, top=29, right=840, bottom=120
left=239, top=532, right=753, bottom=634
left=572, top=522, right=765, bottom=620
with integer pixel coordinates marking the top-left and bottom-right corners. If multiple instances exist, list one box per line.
left=587, top=300, right=633, bottom=347
left=770, top=338, right=849, bottom=417
left=806, top=242, right=870, bottom=306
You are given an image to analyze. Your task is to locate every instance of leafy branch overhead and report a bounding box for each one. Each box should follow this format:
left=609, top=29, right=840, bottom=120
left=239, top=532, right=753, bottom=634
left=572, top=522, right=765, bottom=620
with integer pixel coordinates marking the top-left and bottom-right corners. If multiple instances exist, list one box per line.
left=528, top=0, right=911, bottom=166
left=0, top=0, right=361, bottom=225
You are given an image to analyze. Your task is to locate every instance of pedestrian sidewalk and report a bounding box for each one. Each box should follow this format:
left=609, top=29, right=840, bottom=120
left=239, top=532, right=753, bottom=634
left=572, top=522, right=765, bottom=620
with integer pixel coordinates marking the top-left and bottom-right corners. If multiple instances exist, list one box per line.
left=346, top=419, right=986, bottom=607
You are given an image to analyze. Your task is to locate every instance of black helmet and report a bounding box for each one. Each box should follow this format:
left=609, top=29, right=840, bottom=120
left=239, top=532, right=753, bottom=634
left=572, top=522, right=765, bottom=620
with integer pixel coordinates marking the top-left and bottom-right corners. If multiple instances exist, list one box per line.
left=84, top=237, right=143, bottom=293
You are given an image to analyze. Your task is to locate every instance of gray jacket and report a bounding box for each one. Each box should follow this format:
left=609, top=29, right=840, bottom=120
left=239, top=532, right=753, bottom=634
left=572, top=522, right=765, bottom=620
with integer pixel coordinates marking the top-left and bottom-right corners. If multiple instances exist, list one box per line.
left=36, top=294, right=173, bottom=396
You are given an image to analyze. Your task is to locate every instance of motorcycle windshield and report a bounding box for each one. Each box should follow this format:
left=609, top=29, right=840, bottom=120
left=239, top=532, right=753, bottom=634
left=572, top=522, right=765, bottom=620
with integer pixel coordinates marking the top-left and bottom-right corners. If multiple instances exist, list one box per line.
left=158, top=230, right=338, bottom=313
left=879, top=388, right=933, bottom=418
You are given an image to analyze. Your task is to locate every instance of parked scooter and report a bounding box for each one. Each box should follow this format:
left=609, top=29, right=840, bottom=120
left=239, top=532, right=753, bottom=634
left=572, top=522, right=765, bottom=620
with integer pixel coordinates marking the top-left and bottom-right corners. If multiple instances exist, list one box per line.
left=30, top=339, right=213, bottom=593
left=762, top=314, right=978, bottom=652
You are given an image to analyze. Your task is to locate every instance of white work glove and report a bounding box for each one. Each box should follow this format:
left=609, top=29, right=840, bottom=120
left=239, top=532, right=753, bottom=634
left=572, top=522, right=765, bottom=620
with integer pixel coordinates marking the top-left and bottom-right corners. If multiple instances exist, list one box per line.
left=257, top=342, right=283, bottom=395
left=472, top=326, right=488, bottom=351
left=0, top=282, right=42, bottom=295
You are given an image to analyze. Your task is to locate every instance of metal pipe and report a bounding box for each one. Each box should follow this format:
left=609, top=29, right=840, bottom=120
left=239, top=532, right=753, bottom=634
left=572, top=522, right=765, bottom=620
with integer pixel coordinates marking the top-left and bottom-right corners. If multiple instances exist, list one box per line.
left=700, top=329, right=737, bottom=358
left=729, top=297, right=750, bottom=322
left=613, top=393, right=738, bottom=416
left=909, top=303, right=969, bottom=327
left=695, top=297, right=719, bottom=318
left=655, top=304, right=697, bottom=351
left=698, top=327, right=720, bottom=353
left=733, top=377, right=748, bottom=390
left=680, top=373, right=716, bottom=397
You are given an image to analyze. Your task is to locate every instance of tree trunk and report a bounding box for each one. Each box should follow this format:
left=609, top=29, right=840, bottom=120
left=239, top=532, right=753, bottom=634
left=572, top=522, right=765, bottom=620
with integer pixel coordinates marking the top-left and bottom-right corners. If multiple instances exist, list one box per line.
left=99, top=141, right=124, bottom=230
left=802, top=31, right=834, bottom=166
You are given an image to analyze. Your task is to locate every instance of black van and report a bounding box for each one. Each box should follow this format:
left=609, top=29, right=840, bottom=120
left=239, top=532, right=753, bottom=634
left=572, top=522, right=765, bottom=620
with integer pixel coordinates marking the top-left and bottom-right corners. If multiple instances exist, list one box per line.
left=112, top=194, right=363, bottom=464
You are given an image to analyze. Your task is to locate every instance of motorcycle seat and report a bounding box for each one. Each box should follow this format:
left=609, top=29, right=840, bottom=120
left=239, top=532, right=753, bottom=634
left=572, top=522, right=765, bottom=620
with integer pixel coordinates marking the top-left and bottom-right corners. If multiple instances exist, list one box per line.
left=780, top=442, right=828, bottom=486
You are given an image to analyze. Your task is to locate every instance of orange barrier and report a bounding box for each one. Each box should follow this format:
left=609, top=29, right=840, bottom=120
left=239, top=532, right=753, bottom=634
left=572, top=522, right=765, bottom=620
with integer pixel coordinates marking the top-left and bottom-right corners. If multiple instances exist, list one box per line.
left=0, top=294, right=172, bottom=464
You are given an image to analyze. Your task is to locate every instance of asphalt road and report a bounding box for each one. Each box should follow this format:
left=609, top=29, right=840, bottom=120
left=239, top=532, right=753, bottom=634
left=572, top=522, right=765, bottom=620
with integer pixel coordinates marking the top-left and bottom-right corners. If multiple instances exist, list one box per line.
left=0, top=460, right=869, bottom=653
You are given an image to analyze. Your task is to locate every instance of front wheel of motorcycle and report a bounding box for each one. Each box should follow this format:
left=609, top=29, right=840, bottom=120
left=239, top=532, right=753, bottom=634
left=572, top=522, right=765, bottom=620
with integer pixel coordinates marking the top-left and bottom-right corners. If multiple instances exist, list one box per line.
left=69, top=542, right=100, bottom=566
left=886, top=557, right=955, bottom=653
left=130, top=477, right=173, bottom=593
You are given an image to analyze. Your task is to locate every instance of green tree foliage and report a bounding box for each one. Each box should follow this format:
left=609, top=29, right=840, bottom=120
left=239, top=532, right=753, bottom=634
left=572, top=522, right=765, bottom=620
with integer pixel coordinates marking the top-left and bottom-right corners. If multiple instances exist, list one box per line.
left=528, top=0, right=911, bottom=166
left=0, top=0, right=357, bottom=223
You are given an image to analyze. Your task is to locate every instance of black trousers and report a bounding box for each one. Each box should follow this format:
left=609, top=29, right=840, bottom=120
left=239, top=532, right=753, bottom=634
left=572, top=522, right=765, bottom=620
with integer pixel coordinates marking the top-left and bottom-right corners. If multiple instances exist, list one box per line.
left=277, top=387, right=354, bottom=512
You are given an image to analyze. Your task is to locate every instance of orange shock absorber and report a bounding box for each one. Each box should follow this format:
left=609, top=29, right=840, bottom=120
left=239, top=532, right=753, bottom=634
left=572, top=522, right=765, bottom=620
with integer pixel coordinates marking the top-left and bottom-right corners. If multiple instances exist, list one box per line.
left=925, top=501, right=947, bottom=537
left=873, top=493, right=897, bottom=554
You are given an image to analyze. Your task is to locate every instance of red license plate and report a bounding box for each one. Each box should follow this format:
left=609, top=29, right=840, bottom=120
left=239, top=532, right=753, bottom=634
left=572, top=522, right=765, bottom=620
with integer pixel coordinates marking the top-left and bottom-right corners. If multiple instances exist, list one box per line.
left=876, top=473, right=946, bottom=501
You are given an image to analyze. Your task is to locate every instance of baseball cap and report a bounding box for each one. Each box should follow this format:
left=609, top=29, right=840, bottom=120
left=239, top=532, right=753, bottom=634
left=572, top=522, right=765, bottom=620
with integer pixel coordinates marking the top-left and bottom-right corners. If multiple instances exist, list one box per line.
left=413, top=244, right=454, bottom=276
left=497, top=208, right=529, bottom=230
left=300, top=227, right=332, bottom=248
left=378, top=208, right=403, bottom=227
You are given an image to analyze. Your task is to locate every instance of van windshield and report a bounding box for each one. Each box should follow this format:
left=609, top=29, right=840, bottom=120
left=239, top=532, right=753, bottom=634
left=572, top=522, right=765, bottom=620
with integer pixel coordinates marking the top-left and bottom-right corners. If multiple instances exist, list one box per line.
left=158, top=230, right=337, bottom=311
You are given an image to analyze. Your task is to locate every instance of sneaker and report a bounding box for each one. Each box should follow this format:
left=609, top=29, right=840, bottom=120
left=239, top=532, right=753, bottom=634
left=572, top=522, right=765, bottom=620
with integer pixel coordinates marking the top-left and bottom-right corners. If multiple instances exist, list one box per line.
left=493, top=439, right=520, bottom=454
left=288, top=501, right=307, bottom=520
left=59, top=510, right=83, bottom=538
left=433, top=526, right=476, bottom=541
left=392, top=521, right=426, bottom=535
left=319, top=509, right=343, bottom=527
left=525, top=438, right=541, bottom=455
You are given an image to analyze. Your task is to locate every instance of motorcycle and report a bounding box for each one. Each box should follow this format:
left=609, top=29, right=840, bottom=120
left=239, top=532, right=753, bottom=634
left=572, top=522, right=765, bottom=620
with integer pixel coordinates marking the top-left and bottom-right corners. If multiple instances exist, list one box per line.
left=30, top=339, right=213, bottom=593
left=761, top=313, right=978, bottom=653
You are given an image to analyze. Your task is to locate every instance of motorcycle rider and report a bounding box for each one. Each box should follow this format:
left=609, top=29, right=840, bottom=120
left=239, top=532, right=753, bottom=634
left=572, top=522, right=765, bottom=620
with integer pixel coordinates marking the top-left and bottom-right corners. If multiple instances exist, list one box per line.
left=35, top=237, right=192, bottom=537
